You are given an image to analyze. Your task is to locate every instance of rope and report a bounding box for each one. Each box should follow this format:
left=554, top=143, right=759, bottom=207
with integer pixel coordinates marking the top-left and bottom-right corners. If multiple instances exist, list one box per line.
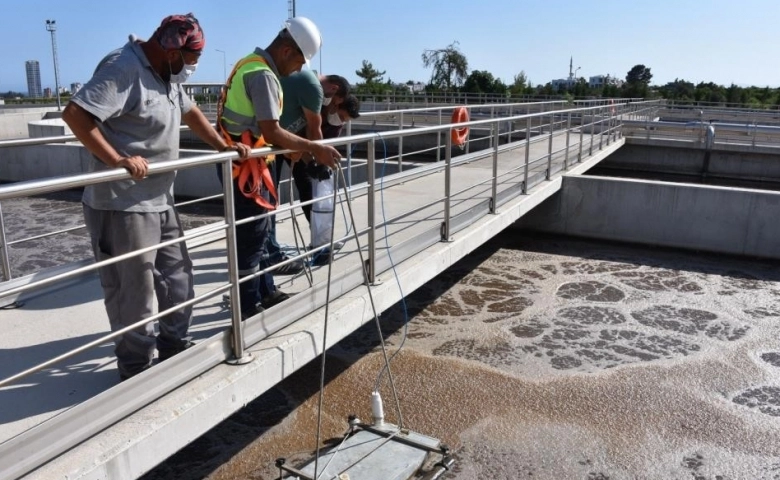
left=285, top=162, right=313, bottom=286
left=372, top=134, right=411, bottom=394
left=334, top=160, right=405, bottom=426
left=313, top=163, right=341, bottom=478
left=312, top=161, right=406, bottom=479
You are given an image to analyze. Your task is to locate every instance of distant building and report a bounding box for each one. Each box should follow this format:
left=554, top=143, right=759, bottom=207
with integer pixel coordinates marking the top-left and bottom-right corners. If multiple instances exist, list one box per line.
left=25, top=60, right=42, bottom=98
left=43, top=87, right=52, bottom=98
left=589, top=75, right=623, bottom=89
left=404, top=82, right=425, bottom=93
left=551, top=57, right=579, bottom=92
left=551, top=78, right=576, bottom=91
left=70, top=83, right=82, bottom=95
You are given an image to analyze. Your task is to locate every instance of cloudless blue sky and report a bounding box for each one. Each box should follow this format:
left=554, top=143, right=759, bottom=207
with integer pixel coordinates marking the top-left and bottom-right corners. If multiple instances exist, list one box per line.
left=1, top=0, right=779, bottom=93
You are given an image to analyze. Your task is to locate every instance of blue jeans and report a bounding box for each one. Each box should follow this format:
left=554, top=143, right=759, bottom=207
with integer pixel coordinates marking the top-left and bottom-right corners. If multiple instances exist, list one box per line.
left=216, top=164, right=276, bottom=313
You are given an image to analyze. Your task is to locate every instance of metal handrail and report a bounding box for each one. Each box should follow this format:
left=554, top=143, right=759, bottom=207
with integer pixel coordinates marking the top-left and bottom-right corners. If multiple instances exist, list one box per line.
left=0, top=103, right=630, bottom=202
left=0, top=100, right=645, bottom=381
left=0, top=100, right=635, bottom=281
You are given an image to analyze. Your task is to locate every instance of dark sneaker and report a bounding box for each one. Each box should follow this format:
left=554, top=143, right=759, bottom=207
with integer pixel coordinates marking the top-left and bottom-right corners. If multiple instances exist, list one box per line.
left=158, top=340, right=195, bottom=363
left=311, top=250, right=333, bottom=267
left=274, top=256, right=305, bottom=275
left=119, top=364, right=151, bottom=382
left=262, top=290, right=290, bottom=309
left=241, top=303, right=265, bottom=320
left=308, top=241, right=345, bottom=251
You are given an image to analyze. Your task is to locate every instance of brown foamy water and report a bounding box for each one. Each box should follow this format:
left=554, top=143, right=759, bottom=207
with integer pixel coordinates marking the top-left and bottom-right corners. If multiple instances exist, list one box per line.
left=144, top=233, right=780, bottom=480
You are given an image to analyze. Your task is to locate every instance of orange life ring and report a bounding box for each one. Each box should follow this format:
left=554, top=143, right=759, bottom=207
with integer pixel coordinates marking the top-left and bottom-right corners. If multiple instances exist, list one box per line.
left=450, top=107, right=469, bottom=147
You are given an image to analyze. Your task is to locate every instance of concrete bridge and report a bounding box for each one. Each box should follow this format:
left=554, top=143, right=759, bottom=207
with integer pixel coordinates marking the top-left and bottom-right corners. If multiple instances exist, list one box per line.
left=2, top=99, right=780, bottom=479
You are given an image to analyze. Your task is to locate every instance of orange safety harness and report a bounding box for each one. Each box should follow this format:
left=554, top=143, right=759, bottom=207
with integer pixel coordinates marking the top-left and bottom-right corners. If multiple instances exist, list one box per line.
left=216, top=56, right=279, bottom=211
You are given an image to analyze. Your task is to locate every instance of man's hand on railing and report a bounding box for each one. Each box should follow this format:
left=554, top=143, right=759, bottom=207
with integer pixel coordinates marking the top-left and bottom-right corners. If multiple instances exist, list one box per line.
left=117, top=155, right=149, bottom=179
left=221, top=143, right=252, bottom=159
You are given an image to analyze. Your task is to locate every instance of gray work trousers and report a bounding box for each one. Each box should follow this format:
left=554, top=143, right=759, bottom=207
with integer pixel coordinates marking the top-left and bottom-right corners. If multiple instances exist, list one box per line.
left=83, top=204, right=194, bottom=378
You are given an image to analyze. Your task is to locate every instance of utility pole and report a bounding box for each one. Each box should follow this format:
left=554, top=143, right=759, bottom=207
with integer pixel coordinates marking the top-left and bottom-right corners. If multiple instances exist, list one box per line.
left=45, top=19, right=62, bottom=111
left=288, top=0, right=295, bottom=18
left=215, top=49, right=227, bottom=82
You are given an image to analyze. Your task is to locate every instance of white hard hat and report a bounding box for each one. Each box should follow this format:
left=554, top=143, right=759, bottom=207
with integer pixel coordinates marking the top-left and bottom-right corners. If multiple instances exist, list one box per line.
left=283, top=16, right=322, bottom=62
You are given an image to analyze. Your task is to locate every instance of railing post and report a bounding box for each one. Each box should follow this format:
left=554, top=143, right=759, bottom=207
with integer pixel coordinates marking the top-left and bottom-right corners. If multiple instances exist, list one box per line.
left=442, top=132, right=452, bottom=241
left=437, top=110, right=442, bottom=162
left=507, top=105, right=513, bottom=143
left=599, top=107, right=605, bottom=150
left=397, top=112, right=404, bottom=172
left=464, top=107, right=471, bottom=155
left=489, top=106, right=495, bottom=148
left=222, top=160, right=251, bottom=365
left=578, top=112, right=584, bottom=163
left=0, top=202, right=12, bottom=282
left=346, top=121, right=353, bottom=193
left=564, top=112, right=572, bottom=170
left=367, top=138, right=377, bottom=285
left=523, top=115, right=530, bottom=194
left=546, top=113, right=553, bottom=180
left=491, top=122, right=499, bottom=213
left=645, top=113, right=651, bottom=141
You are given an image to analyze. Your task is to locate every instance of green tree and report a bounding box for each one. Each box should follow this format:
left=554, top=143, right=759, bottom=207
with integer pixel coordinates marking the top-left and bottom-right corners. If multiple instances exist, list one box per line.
left=626, top=64, right=652, bottom=84
left=463, top=70, right=506, bottom=94
left=571, top=78, right=589, bottom=97
left=421, top=41, right=469, bottom=90
left=726, top=84, right=741, bottom=105
left=659, top=78, right=695, bottom=101
left=355, top=60, right=385, bottom=84
left=509, top=71, right=528, bottom=96
left=602, top=84, right=621, bottom=98
left=538, top=82, right=555, bottom=96
left=354, top=60, right=388, bottom=95
left=623, top=64, right=653, bottom=98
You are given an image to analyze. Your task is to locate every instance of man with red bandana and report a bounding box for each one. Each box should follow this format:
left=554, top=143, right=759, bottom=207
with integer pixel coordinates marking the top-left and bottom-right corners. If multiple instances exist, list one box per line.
left=63, top=13, right=250, bottom=381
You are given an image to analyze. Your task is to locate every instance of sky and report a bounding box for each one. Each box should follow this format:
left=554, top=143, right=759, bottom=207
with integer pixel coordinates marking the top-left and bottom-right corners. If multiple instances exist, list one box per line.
left=1, top=0, right=779, bottom=94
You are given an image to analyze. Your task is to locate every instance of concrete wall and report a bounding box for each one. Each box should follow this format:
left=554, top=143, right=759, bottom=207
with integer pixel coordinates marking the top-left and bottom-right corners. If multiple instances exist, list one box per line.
left=28, top=119, right=72, bottom=138
left=604, top=142, right=780, bottom=181
left=0, top=144, right=90, bottom=180
left=0, top=110, right=55, bottom=140
left=517, top=175, right=780, bottom=259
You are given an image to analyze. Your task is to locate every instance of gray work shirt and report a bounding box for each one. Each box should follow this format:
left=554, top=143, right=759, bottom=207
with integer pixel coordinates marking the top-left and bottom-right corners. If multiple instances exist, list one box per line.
left=71, top=35, right=193, bottom=212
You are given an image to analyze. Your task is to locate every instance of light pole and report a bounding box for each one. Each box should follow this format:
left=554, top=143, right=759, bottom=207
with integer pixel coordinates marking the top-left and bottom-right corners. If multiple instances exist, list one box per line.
left=45, top=19, right=62, bottom=111
left=215, top=49, right=226, bottom=83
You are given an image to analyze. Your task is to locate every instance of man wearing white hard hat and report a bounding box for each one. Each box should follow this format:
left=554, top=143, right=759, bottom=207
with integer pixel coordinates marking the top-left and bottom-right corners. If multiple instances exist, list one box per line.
left=216, top=16, right=341, bottom=319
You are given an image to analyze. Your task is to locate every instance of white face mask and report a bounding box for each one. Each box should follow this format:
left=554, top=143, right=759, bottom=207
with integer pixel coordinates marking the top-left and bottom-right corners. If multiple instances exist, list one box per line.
left=170, top=62, right=197, bottom=84
left=322, top=96, right=332, bottom=106
left=327, top=112, right=343, bottom=126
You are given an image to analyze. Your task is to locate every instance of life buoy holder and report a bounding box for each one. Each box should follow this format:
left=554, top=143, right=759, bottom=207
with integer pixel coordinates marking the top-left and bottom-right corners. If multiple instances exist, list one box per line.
left=450, top=107, right=469, bottom=147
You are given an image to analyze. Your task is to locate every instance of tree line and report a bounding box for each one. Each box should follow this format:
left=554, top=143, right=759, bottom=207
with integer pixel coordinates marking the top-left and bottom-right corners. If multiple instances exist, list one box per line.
left=354, top=42, right=780, bottom=108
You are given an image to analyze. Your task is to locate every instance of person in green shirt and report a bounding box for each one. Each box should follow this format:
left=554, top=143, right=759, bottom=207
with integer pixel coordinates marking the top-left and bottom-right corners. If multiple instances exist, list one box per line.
left=268, top=72, right=350, bottom=273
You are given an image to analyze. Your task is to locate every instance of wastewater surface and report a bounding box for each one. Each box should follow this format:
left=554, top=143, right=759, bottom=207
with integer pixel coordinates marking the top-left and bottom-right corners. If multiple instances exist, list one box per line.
left=2, top=189, right=222, bottom=277
left=139, top=232, right=780, bottom=480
